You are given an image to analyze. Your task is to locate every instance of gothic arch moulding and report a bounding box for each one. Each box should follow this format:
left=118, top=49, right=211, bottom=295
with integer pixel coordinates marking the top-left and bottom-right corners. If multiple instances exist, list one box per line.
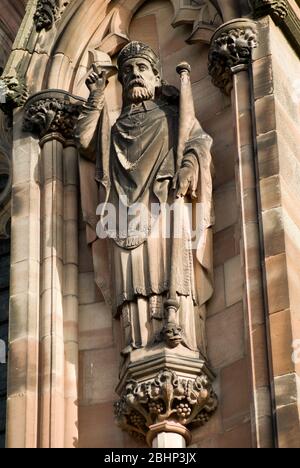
left=37, top=0, right=225, bottom=93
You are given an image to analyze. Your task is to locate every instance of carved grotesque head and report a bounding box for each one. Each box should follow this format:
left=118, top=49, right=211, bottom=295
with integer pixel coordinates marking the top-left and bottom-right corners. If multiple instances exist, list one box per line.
left=117, top=41, right=161, bottom=104
left=163, top=322, right=183, bottom=348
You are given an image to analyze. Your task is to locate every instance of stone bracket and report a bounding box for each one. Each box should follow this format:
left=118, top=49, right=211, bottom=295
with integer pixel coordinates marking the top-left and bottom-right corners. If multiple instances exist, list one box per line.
left=34, top=0, right=71, bottom=32
left=208, top=19, right=258, bottom=95
left=0, top=74, right=28, bottom=123
left=114, top=354, right=218, bottom=444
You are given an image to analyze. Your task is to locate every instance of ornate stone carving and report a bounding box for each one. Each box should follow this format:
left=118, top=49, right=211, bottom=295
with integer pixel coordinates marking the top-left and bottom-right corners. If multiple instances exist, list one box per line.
left=208, top=20, right=258, bottom=95
left=23, top=90, right=84, bottom=141
left=115, top=369, right=218, bottom=442
left=34, top=0, right=71, bottom=31
left=0, top=75, right=28, bottom=116
left=250, top=0, right=288, bottom=23
left=34, top=0, right=58, bottom=31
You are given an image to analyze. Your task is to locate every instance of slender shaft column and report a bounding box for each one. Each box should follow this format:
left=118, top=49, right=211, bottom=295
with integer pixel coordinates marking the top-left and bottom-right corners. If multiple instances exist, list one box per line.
left=153, top=433, right=186, bottom=449
left=209, top=19, right=273, bottom=448
left=63, top=142, right=79, bottom=448
left=22, top=90, right=83, bottom=448
left=39, top=134, right=65, bottom=448
left=231, top=66, right=273, bottom=448
left=6, top=109, right=40, bottom=448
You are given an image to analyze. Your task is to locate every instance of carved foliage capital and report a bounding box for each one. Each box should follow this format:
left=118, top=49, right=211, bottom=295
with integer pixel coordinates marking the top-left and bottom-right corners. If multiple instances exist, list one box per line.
left=23, top=91, right=84, bottom=141
left=115, top=368, right=218, bottom=441
left=208, top=20, right=258, bottom=94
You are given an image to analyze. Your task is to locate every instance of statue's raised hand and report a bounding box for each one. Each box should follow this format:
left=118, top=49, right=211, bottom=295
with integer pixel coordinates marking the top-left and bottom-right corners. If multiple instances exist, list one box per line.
left=86, top=64, right=108, bottom=94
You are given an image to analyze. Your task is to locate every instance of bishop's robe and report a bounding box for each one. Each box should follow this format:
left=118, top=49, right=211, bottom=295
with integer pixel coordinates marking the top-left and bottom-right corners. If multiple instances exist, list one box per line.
left=75, top=91, right=214, bottom=353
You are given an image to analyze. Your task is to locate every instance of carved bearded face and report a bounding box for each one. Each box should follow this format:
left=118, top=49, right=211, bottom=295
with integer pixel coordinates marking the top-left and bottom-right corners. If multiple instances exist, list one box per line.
left=121, top=57, right=161, bottom=104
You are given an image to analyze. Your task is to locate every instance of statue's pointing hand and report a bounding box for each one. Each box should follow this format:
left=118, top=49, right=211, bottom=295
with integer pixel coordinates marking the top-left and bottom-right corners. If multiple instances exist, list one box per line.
left=86, top=64, right=108, bottom=93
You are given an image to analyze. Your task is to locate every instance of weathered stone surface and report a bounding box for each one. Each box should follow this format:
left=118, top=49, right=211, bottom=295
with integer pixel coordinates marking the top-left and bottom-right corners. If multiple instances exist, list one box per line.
left=262, top=208, right=285, bottom=257
left=207, top=265, right=225, bottom=317
left=252, top=55, right=274, bottom=99
left=213, top=224, right=240, bottom=267
left=207, top=302, right=245, bottom=369
left=78, top=402, right=125, bottom=449
left=276, top=403, right=300, bottom=448
left=224, top=255, right=244, bottom=307
left=214, top=182, right=238, bottom=233
left=269, top=309, right=294, bottom=376
left=274, top=373, right=298, bottom=407
left=220, top=358, right=251, bottom=430
left=265, top=254, right=289, bottom=314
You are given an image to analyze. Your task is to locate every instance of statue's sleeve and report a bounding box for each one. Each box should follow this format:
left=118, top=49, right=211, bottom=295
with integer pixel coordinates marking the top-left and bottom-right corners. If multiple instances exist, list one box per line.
left=182, top=118, right=213, bottom=171
left=75, top=91, right=105, bottom=160
left=74, top=92, right=106, bottom=243
left=75, top=94, right=113, bottom=307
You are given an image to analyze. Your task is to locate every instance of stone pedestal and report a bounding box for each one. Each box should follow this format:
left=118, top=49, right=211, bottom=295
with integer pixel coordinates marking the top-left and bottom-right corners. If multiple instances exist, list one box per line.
left=115, top=350, right=217, bottom=446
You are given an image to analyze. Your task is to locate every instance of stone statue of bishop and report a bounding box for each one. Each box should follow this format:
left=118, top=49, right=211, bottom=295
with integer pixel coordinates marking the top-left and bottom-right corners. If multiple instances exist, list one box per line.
left=75, top=42, right=214, bottom=363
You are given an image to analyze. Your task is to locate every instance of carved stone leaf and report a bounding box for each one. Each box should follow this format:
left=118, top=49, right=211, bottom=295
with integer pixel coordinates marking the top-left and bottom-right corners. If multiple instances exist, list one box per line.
left=23, top=93, right=83, bottom=140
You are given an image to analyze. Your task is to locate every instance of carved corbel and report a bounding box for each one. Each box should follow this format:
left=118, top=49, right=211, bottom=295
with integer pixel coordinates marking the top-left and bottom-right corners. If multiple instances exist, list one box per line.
left=115, top=368, right=218, bottom=444
left=208, top=19, right=258, bottom=95
left=0, top=75, right=28, bottom=123
left=34, top=0, right=71, bottom=32
left=23, top=90, right=84, bottom=143
left=250, top=0, right=288, bottom=23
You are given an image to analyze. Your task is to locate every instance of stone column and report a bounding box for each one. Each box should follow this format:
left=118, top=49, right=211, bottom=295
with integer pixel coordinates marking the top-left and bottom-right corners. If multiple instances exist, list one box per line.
left=209, top=19, right=274, bottom=447
left=39, top=133, right=65, bottom=448
left=62, top=142, right=79, bottom=448
left=4, top=79, right=38, bottom=449
left=22, top=90, right=83, bottom=448
left=147, top=421, right=191, bottom=449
